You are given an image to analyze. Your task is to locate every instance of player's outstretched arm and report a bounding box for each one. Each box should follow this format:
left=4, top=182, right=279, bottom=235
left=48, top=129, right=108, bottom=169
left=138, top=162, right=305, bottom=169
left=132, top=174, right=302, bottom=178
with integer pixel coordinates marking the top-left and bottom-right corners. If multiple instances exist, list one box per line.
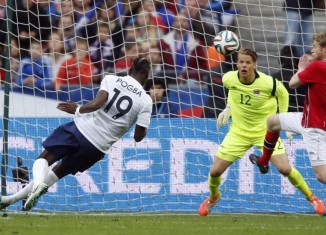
left=134, top=125, right=147, bottom=142
left=57, top=90, right=108, bottom=114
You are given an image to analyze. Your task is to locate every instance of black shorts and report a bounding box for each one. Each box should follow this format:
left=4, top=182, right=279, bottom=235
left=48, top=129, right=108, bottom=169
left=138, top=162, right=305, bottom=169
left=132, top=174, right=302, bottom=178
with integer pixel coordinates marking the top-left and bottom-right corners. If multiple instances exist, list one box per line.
left=42, top=121, right=105, bottom=174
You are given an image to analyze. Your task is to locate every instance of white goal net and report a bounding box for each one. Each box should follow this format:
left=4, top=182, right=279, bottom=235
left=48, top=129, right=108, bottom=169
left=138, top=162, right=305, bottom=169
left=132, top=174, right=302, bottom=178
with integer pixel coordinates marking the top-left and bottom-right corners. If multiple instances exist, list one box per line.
left=0, top=0, right=325, bottom=213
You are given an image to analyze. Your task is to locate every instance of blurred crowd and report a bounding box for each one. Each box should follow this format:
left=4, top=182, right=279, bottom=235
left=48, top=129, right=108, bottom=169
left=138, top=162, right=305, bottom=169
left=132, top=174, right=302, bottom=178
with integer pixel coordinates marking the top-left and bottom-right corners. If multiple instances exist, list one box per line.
left=0, top=0, right=236, bottom=91
left=0, top=0, right=308, bottom=119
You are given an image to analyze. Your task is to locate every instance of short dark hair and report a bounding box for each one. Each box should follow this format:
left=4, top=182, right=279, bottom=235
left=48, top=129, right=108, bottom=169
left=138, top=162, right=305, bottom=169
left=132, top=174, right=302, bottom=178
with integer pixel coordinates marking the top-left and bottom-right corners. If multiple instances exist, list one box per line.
left=144, top=77, right=167, bottom=97
left=144, top=77, right=166, bottom=91
left=238, top=48, right=257, bottom=62
left=131, top=57, right=150, bottom=74
left=279, top=45, right=299, bottom=69
left=124, top=41, right=137, bottom=51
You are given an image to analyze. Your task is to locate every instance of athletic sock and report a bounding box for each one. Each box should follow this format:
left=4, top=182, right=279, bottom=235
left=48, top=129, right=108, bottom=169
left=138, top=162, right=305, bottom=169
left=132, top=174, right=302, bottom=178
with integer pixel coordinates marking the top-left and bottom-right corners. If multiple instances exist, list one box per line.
left=4, top=182, right=33, bottom=205
left=32, top=158, right=49, bottom=190
left=258, top=131, right=280, bottom=166
left=43, top=170, right=59, bottom=186
left=208, top=173, right=222, bottom=201
left=6, top=170, right=59, bottom=205
left=287, top=168, right=313, bottom=200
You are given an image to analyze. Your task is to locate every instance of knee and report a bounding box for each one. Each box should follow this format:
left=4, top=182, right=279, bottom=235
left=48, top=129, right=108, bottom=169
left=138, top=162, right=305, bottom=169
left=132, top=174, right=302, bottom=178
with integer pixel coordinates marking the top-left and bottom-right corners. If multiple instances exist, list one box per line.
left=266, top=115, right=281, bottom=132
left=209, top=168, right=222, bottom=178
left=315, top=173, right=326, bottom=184
left=277, top=166, right=292, bottom=176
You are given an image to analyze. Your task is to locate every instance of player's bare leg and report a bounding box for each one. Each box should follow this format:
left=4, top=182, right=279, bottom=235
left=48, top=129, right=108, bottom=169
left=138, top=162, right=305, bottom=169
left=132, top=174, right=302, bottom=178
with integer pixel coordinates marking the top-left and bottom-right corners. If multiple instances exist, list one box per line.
left=272, top=153, right=325, bottom=215
left=312, top=165, right=326, bottom=184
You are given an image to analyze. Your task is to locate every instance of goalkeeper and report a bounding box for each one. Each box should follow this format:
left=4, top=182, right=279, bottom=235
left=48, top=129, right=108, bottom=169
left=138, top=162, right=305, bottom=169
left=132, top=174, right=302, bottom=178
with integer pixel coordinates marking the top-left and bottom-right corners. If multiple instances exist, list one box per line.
left=198, top=48, right=325, bottom=216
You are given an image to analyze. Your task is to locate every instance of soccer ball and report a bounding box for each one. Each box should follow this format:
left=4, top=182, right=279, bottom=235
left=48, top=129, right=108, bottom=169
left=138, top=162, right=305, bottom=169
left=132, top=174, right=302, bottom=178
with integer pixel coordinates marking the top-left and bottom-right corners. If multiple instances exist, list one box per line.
left=213, top=30, right=241, bottom=56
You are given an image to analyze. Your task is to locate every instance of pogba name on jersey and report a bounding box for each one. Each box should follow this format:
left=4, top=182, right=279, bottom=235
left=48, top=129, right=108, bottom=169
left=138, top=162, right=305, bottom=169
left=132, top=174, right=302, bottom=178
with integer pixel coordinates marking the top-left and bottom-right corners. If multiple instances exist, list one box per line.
left=116, top=78, right=143, bottom=97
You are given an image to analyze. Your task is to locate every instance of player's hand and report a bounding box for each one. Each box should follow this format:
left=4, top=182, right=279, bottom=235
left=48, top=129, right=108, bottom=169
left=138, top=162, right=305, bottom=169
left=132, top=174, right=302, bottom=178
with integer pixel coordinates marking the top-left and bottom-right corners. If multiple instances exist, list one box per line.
left=298, top=54, right=311, bottom=71
left=217, top=104, right=231, bottom=128
left=57, top=100, right=78, bottom=114
left=285, top=131, right=295, bottom=140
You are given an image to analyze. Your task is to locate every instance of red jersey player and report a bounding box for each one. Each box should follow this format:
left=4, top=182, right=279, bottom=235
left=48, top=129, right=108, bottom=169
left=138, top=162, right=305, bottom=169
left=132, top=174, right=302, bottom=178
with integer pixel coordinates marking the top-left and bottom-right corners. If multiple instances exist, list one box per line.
left=250, top=32, right=326, bottom=215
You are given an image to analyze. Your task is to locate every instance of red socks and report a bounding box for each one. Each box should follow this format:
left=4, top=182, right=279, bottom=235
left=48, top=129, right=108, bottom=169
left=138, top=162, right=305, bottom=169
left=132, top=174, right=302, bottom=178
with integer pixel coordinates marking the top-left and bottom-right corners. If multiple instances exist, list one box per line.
left=258, top=131, right=280, bottom=166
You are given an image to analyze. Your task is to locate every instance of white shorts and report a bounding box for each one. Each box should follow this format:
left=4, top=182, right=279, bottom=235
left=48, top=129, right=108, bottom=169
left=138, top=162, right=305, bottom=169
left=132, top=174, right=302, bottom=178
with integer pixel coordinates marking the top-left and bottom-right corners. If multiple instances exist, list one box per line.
left=279, top=112, right=326, bottom=166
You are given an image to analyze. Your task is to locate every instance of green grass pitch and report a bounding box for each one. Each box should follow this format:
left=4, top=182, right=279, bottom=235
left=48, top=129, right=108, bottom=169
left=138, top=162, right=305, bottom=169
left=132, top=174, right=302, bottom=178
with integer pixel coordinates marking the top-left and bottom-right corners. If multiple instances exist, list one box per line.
left=1, top=212, right=326, bottom=235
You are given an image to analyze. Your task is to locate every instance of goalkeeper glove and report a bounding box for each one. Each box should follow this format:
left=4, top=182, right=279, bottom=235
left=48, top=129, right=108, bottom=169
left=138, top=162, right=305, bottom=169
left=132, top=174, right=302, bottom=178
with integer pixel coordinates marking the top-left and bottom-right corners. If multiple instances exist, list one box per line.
left=217, top=104, right=231, bottom=128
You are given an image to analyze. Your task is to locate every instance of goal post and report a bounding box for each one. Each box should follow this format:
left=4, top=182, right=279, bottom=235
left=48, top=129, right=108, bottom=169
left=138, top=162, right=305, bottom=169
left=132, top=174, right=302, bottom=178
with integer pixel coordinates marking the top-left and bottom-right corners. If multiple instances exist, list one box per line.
left=1, top=0, right=15, bottom=196
left=0, top=0, right=325, bottom=213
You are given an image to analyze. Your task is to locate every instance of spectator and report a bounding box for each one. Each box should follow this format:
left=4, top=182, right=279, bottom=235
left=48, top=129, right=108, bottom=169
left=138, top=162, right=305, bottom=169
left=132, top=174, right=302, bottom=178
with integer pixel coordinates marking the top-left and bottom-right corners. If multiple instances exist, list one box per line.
left=123, top=25, right=142, bottom=43
left=103, top=1, right=151, bottom=60
left=16, top=39, right=52, bottom=89
left=72, top=0, right=98, bottom=44
left=10, top=39, right=20, bottom=58
left=202, top=51, right=237, bottom=118
left=96, top=1, right=124, bottom=60
left=182, top=0, right=217, bottom=46
left=142, top=0, right=169, bottom=33
left=154, top=0, right=176, bottom=30
left=114, top=41, right=139, bottom=73
left=0, top=39, right=20, bottom=84
left=49, top=0, right=73, bottom=28
left=0, top=56, right=20, bottom=84
left=283, top=0, right=315, bottom=56
left=10, top=0, right=51, bottom=58
left=207, top=0, right=238, bottom=31
left=272, top=45, right=306, bottom=112
left=58, top=14, right=76, bottom=53
left=207, top=45, right=225, bottom=70
left=38, top=0, right=60, bottom=28
left=55, top=38, right=93, bottom=91
left=9, top=57, right=20, bottom=83
left=89, top=22, right=115, bottom=81
left=72, top=0, right=92, bottom=19
left=60, top=0, right=74, bottom=15
left=179, top=0, right=236, bottom=33
left=202, top=27, right=239, bottom=118
left=134, top=9, right=163, bottom=47
left=146, top=47, right=164, bottom=77
left=158, top=13, right=208, bottom=84
left=0, top=0, right=6, bottom=43
left=0, top=38, right=20, bottom=62
left=44, top=31, right=71, bottom=82
left=0, top=0, right=5, bottom=16
left=139, top=41, right=151, bottom=58
left=116, top=0, right=140, bottom=24
left=144, top=77, right=179, bottom=118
